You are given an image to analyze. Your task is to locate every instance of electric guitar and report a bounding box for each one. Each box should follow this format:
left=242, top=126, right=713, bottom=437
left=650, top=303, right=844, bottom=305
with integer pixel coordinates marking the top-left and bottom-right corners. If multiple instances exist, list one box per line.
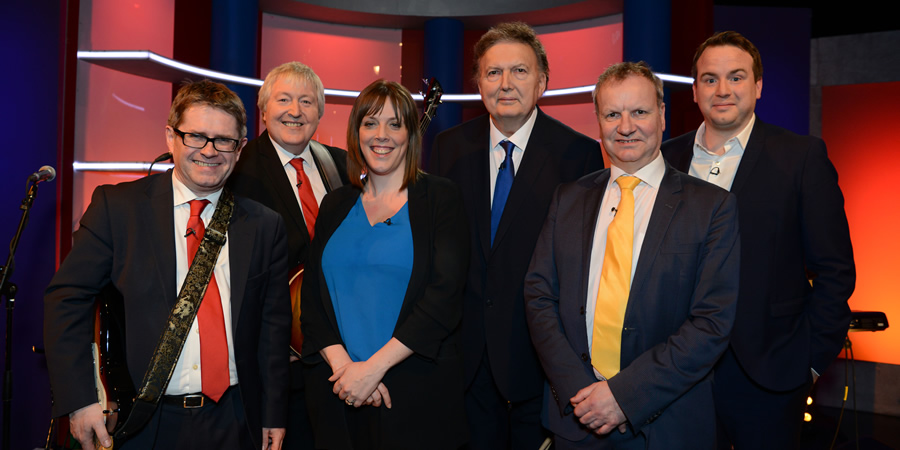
left=48, top=286, right=133, bottom=449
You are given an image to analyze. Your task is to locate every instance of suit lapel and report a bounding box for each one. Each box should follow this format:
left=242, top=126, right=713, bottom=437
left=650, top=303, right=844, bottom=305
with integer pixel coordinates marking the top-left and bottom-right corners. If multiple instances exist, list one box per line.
left=673, top=131, right=697, bottom=172
left=467, top=118, right=493, bottom=260
left=147, top=172, right=178, bottom=307
left=729, top=119, right=766, bottom=195
left=227, top=197, right=252, bottom=326
left=397, top=178, right=428, bottom=326
left=491, top=109, right=551, bottom=252
left=316, top=187, right=360, bottom=333
left=258, top=131, right=312, bottom=244
left=630, top=164, right=682, bottom=303
left=577, top=171, right=609, bottom=347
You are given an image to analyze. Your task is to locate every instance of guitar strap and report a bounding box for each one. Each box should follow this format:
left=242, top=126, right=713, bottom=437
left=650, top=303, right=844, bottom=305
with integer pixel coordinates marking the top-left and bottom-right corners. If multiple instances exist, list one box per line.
left=309, top=140, right=344, bottom=192
left=112, top=188, right=235, bottom=445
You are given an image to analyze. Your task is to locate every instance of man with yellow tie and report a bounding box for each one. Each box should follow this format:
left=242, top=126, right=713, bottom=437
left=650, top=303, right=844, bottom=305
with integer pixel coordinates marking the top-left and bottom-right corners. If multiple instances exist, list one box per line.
left=524, top=62, right=740, bottom=449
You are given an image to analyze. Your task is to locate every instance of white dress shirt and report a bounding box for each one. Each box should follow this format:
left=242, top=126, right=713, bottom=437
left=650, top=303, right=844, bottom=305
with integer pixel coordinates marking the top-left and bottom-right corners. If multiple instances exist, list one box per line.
left=585, top=153, right=666, bottom=372
left=689, top=114, right=755, bottom=191
left=167, top=176, right=238, bottom=395
left=488, top=108, right=538, bottom=206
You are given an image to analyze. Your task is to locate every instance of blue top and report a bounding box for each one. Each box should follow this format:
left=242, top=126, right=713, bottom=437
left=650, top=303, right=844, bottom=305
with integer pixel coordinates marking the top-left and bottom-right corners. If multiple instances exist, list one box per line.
left=321, top=196, right=413, bottom=362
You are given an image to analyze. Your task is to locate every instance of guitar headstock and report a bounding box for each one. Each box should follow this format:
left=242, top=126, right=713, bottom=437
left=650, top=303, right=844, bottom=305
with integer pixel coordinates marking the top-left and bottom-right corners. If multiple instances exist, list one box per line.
left=419, top=78, right=443, bottom=135
left=421, top=77, right=443, bottom=113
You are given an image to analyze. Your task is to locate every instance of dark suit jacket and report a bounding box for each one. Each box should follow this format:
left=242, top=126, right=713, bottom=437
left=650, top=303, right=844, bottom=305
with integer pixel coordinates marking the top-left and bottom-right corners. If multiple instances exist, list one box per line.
left=228, top=130, right=349, bottom=269
left=661, top=119, right=855, bottom=391
left=43, top=171, right=291, bottom=445
left=524, top=163, right=740, bottom=447
left=430, top=108, right=604, bottom=401
left=300, top=174, right=470, bottom=450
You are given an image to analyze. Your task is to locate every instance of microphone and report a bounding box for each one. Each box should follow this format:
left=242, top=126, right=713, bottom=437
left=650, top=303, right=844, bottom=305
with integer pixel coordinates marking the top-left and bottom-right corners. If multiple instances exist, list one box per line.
left=499, top=161, right=506, bottom=171
left=28, top=166, right=56, bottom=183
left=709, top=166, right=720, bottom=176
left=383, top=218, right=392, bottom=226
left=185, top=228, right=196, bottom=238
left=611, top=207, right=618, bottom=216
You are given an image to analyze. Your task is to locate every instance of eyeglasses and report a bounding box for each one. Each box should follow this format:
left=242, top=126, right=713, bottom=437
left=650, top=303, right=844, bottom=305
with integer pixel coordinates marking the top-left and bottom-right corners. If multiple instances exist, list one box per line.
left=172, top=127, right=240, bottom=152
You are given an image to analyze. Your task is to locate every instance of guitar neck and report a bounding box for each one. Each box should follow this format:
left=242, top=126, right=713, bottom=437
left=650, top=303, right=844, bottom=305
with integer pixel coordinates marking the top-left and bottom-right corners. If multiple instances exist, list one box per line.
left=419, top=115, right=432, bottom=135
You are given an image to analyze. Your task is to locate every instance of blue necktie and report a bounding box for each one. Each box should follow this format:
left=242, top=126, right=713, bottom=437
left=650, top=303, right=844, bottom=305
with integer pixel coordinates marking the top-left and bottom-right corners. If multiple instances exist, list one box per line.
left=491, top=140, right=516, bottom=245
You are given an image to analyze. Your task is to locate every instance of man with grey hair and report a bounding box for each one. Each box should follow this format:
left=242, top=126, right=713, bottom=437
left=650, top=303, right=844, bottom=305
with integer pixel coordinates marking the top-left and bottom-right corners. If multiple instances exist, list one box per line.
left=430, top=22, right=603, bottom=449
left=525, top=62, right=739, bottom=448
left=229, top=61, right=348, bottom=450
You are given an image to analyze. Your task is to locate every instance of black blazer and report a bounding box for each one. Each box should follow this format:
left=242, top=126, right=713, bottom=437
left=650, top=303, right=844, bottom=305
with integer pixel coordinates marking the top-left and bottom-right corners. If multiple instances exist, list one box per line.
left=524, top=163, right=740, bottom=447
left=430, top=108, right=604, bottom=401
left=44, top=171, right=291, bottom=444
left=661, top=118, right=855, bottom=391
left=229, top=130, right=349, bottom=269
left=300, top=174, right=470, bottom=450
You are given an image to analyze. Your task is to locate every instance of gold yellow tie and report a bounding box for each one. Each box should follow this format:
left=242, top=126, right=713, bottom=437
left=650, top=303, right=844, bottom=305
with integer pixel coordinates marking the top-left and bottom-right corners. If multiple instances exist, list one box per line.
left=591, top=175, right=641, bottom=378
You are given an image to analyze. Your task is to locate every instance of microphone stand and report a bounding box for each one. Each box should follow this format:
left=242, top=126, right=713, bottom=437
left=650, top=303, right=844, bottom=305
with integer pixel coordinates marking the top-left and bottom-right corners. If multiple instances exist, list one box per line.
left=1, top=179, right=43, bottom=450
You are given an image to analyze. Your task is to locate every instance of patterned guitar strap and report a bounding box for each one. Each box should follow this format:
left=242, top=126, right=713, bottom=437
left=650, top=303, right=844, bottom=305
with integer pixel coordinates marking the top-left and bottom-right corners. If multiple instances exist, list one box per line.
left=109, top=188, right=234, bottom=447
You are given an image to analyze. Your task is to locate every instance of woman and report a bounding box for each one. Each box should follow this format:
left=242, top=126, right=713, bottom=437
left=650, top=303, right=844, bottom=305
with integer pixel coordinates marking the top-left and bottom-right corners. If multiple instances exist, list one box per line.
left=300, top=79, right=470, bottom=450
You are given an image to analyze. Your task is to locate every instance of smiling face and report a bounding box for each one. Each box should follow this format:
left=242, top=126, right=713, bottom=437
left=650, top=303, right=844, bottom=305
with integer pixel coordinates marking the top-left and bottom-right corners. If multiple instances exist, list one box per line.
left=477, top=41, right=547, bottom=136
left=358, top=99, right=409, bottom=182
left=261, top=75, right=320, bottom=155
left=693, top=45, right=762, bottom=134
left=596, top=75, right=665, bottom=174
left=167, top=104, right=245, bottom=196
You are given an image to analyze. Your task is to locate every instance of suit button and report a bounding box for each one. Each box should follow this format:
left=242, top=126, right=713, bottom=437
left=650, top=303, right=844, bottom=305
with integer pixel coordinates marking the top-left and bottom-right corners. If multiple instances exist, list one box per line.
left=579, top=306, right=585, bottom=315
left=581, top=353, right=589, bottom=362
left=486, top=298, right=493, bottom=307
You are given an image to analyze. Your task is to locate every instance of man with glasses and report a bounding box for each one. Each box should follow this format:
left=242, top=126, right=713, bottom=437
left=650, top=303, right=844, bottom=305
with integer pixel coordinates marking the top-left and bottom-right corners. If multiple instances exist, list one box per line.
left=44, top=80, right=291, bottom=450
left=229, top=61, right=348, bottom=450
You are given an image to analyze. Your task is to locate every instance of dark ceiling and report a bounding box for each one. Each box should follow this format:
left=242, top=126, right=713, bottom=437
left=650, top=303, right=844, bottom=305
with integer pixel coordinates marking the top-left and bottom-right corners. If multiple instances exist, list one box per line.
left=718, top=0, right=899, bottom=37
left=261, top=0, right=898, bottom=37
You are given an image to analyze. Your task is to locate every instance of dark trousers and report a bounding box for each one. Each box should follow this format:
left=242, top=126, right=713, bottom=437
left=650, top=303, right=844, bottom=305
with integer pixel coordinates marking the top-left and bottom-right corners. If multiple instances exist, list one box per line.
left=713, top=348, right=812, bottom=450
left=465, top=354, right=546, bottom=450
left=554, top=430, right=645, bottom=450
left=122, top=386, right=255, bottom=450
left=284, top=360, right=316, bottom=450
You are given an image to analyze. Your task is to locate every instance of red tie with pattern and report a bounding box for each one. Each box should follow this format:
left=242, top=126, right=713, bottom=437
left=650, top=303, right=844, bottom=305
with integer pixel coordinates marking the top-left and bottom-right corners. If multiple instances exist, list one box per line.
left=187, top=199, right=229, bottom=402
left=289, top=157, right=318, bottom=239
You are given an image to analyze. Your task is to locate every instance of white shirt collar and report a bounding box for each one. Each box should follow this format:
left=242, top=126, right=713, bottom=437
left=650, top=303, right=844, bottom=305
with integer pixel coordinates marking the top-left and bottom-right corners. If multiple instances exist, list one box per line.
left=269, top=134, right=312, bottom=167
left=609, top=151, right=666, bottom=190
left=489, top=107, right=539, bottom=151
left=694, top=113, right=756, bottom=156
left=172, top=172, right=223, bottom=209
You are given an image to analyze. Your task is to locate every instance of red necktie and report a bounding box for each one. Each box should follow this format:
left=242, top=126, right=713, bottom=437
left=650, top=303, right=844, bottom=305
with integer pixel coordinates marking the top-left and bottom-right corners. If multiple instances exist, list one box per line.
left=187, top=199, right=229, bottom=402
left=289, top=158, right=318, bottom=239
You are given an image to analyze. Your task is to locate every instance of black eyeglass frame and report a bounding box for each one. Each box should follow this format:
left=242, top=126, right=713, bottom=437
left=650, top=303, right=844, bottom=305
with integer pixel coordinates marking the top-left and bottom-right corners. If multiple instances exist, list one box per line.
left=171, top=127, right=241, bottom=153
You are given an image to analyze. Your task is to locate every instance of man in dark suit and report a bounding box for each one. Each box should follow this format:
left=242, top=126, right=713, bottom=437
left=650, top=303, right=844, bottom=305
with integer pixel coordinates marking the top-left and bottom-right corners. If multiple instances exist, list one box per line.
left=525, top=62, right=740, bottom=449
left=44, top=80, right=290, bottom=449
left=228, top=62, right=348, bottom=450
left=660, top=31, right=855, bottom=449
left=430, top=22, right=603, bottom=449
left=229, top=61, right=348, bottom=271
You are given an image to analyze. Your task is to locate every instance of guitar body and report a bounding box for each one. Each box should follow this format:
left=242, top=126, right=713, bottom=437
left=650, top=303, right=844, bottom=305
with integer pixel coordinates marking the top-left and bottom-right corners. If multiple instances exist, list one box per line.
left=289, top=265, right=304, bottom=357
left=48, top=285, right=134, bottom=449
